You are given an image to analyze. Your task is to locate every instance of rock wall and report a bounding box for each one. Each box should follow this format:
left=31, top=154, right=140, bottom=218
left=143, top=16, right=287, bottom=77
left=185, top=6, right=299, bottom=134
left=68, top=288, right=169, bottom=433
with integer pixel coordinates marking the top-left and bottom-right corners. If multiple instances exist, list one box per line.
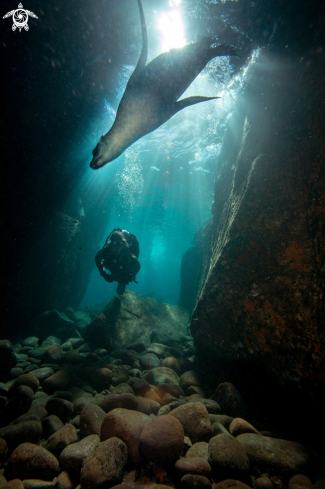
left=178, top=223, right=214, bottom=313
left=190, top=50, right=325, bottom=398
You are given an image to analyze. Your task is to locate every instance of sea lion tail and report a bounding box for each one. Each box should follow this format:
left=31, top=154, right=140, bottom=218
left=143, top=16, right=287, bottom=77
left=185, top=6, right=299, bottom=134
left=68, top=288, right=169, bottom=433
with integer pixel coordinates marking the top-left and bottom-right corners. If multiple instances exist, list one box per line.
left=172, top=95, right=220, bottom=116
left=127, top=0, right=148, bottom=85
left=136, top=0, right=148, bottom=69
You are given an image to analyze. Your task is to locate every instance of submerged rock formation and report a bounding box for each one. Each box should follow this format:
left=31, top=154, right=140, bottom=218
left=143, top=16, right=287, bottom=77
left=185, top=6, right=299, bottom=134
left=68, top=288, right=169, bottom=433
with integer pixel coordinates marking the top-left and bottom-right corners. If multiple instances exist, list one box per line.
left=189, top=50, right=325, bottom=398
left=179, top=225, right=213, bottom=313
left=84, top=290, right=190, bottom=351
left=14, top=211, right=81, bottom=322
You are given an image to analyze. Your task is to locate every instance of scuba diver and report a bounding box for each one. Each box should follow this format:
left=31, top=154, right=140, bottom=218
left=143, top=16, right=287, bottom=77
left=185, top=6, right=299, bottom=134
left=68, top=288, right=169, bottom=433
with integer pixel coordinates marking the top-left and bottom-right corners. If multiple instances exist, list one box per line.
left=95, top=229, right=140, bottom=295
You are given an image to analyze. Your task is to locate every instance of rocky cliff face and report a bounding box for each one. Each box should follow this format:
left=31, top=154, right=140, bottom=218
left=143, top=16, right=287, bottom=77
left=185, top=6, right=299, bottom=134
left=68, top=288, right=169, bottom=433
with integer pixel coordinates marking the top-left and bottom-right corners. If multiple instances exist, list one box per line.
left=178, top=224, right=214, bottom=313
left=190, top=50, right=325, bottom=398
left=3, top=177, right=115, bottom=337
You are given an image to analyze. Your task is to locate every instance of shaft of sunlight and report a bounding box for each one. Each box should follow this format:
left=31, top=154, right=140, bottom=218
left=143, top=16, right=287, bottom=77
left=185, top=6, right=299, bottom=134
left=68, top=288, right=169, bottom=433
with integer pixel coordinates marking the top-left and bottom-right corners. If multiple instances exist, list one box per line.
left=157, top=1, right=186, bottom=52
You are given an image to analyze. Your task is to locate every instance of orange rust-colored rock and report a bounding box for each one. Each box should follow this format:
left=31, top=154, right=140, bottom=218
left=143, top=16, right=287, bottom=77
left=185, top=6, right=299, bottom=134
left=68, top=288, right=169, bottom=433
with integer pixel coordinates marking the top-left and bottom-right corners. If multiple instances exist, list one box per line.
left=189, top=49, right=325, bottom=395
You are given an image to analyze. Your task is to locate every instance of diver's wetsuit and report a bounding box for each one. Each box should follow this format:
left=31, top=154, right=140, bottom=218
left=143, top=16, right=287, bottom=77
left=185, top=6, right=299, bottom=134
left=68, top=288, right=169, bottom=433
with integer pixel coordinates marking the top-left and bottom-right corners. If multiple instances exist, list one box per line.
left=95, top=242, right=140, bottom=293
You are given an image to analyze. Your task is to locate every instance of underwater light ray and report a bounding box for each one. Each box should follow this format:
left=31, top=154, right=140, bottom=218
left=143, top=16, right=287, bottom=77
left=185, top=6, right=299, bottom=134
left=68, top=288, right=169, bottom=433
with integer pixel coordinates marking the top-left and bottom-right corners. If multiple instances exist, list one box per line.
left=157, top=7, right=186, bottom=52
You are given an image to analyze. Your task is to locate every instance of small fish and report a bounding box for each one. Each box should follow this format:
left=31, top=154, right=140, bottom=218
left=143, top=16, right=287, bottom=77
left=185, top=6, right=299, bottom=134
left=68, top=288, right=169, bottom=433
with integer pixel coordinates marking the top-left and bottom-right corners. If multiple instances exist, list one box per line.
left=150, top=166, right=160, bottom=171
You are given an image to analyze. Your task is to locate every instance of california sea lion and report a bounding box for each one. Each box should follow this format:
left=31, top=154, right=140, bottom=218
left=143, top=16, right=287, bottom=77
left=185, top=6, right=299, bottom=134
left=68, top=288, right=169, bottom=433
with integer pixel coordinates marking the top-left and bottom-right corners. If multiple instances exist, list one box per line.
left=90, top=0, right=237, bottom=170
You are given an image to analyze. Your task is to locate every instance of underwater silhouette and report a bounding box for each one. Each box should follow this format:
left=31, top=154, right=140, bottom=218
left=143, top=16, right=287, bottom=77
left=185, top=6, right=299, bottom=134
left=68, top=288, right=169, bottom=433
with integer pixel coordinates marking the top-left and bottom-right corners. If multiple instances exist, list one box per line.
left=90, top=0, right=238, bottom=170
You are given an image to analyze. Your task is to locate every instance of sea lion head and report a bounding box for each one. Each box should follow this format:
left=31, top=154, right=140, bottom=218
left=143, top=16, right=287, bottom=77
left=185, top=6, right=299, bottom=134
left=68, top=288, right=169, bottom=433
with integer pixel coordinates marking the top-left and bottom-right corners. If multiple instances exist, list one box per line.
left=90, top=136, right=111, bottom=170
left=90, top=134, right=123, bottom=170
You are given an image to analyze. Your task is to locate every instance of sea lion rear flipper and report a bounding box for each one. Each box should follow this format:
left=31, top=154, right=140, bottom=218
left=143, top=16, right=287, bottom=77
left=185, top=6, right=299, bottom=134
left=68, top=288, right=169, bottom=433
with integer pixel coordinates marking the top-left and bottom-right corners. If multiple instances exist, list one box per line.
left=211, top=43, right=239, bottom=57
left=128, top=0, right=148, bottom=85
left=172, top=95, right=220, bottom=116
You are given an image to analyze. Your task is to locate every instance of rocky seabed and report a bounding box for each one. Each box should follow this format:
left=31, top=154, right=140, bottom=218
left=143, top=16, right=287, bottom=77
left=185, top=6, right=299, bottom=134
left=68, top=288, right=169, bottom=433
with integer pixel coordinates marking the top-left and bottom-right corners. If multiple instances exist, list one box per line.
left=0, top=320, right=323, bottom=489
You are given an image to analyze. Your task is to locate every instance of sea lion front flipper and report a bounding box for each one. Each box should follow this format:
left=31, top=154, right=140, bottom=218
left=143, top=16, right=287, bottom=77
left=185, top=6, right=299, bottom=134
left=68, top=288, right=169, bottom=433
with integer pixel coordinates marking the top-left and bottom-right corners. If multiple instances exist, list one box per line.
left=128, top=0, right=148, bottom=85
left=171, top=95, right=220, bottom=116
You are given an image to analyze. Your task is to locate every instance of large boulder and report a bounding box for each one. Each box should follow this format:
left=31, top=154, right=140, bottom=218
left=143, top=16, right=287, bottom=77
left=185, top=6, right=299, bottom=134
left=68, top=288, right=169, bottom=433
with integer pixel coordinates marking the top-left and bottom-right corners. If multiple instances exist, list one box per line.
left=84, top=291, right=189, bottom=351
left=139, top=415, right=184, bottom=465
left=169, top=402, right=212, bottom=443
left=212, top=383, right=248, bottom=419
left=142, top=367, right=180, bottom=386
left=44, top=423, right=78, bottom=456
left=175, top=457, right=211, bottom=478
left=42, top=371, right=74, bottom=395
left=60, top=434, right=100, bottom=472
left=237, top=434, right=309, bottom=476
left=80, top=437, right=128, bottom=489
left=101, top=408, right=151, bottom=463
left=0, top=421, right=42, bottom=451
left=95, top=393, right=138, bottom=414
left=208, top=434, right=250, bottom=483
left=80, top=404, right=106, bottom=438
left=5, top=443, right=59, bottom=481
left=45, top=398, right=74, bottom=422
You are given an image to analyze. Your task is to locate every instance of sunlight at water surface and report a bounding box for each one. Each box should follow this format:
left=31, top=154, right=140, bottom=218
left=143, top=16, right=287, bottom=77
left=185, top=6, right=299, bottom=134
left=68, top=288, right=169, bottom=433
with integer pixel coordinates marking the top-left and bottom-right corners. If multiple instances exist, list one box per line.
left=157, top=0, right=186, bottom=52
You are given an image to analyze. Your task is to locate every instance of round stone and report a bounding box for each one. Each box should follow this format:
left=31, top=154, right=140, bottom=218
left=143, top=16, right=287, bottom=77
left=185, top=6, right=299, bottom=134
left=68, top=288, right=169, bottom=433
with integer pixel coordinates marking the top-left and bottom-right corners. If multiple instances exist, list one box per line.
left=0, top=437, right=8, bottom=463
left=92, top=368, right=113, bottom=391
left=5, top=443, right=59, bottom=481
left=186, top=442, right=209, bottom=460
left=80, top=438, right=127, bottom=489
left=42, top=415, right=64, bottom=439
left=161, top=357, right=181, bottom=374
left=139, top=415, right=184, bottom=465
left=169, top=402, right=212, bottom=443
left=288, top=475, right=314, bottom=489
left=46, top=398, right=73, bottom=422
left=101, top=408, right=151, bottom=463
left=44, top=424, right=78, bottom=457
left=132, top=379, right=151, bottom=396
left=142, top=367, right=180, bottom=386
left=42, top=371, right=74, bottom=394
left=43, top=346, right=63, bottom=364
left=0, top=421, right=42, bottom=452
left=175, top=457, right=211, bottom=478
left=139, top=353, right=160, bottom=370
left=146, top=343, right=165, bottom=358
left=80, top=404, right=106, bottom=438
left=179, top=371, right=201, bottom=391
left=208, top=433, right=250, bottom=483
left=60, top=434, right=100, bottom=472
left=23, top=337, right=39, bottom=347
left=156, top=383, right=184, bottom=399
left=229, top=418, right=260, bottom=436
left=181, top=474, right=212, bottom=489
left=31, top=367, right=55, bottom=383
left=95, top=392, right=138, bottom=413
left=10, top=374, right=40, bottom=393
left=212, top=382, right=248, bottom=419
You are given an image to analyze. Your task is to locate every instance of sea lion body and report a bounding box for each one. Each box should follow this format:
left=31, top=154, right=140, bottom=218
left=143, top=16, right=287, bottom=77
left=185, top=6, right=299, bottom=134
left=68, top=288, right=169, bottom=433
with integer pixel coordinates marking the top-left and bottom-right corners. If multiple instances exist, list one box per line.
left=90, top=0, right=237, bottom=169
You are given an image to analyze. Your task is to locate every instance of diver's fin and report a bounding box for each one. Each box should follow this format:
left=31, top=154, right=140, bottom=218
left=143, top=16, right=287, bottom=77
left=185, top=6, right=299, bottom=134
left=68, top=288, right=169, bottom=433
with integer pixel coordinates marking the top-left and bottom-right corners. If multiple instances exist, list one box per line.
left=172, top=95, right=220, bottom=115
left=129, top=0, right=148, bottom=84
